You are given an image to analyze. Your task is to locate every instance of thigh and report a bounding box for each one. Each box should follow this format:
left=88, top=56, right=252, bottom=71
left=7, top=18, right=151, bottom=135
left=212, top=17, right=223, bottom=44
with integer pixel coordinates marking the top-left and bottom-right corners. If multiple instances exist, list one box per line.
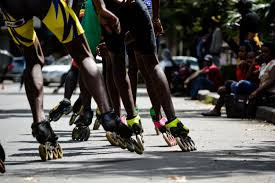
left=1, top=12, right=36, bottom=47
left=127, top=0, right=156, bottom=54
left=41, top=0, right=84, bottom=44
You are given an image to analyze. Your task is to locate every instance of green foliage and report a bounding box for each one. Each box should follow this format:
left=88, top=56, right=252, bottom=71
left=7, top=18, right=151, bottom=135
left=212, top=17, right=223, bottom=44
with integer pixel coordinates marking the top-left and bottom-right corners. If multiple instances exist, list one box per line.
left=160, top=0, right=271, bottom=54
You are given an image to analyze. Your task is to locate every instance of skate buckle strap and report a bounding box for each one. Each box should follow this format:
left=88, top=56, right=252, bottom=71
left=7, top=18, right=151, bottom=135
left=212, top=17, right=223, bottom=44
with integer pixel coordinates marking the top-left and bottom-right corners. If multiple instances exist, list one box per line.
left=127, top=115, right=141, bottom=127
left=165, top=118, right=189, bottom=131
left=62, top=98, right=71, bottom=104
left=153, top=121, right=162, bottom=129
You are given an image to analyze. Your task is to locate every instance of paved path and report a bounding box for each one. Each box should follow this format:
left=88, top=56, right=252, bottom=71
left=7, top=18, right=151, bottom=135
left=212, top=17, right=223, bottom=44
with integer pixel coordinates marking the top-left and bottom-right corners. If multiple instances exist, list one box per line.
left=0, top=83, right=275, bottom=183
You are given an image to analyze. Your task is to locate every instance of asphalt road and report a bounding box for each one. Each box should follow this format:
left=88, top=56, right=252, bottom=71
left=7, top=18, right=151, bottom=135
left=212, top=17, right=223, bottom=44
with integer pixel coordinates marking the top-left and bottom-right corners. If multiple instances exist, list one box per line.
left=0, top=83, right=275, bottom=183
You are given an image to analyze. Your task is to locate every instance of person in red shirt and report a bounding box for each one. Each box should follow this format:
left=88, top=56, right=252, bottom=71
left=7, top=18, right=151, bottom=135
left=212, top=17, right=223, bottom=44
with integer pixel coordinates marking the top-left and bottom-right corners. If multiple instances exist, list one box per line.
left=184, top=54, right=222, bottom=99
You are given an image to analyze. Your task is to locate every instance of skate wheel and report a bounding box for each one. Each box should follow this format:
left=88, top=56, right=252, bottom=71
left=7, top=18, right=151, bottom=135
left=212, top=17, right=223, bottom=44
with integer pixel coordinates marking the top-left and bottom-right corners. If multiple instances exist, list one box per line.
left=155, top=127, right=160, bottom=136
left=132, top=139, right=143, bottom=155
left=117, top=136, right=127, bottom=149
left=163, top=132, right=177, bottom=147
left=38, top=144, right=48, bottom=161
left=72, top=127, right=81, bottom=141
left=106, top=132, right=119, bottom=146
left=57, top=144, right=63, bottom=158
left=93, top=119, right=101, bottom=130
left=136, top=135, right=144, bottom=151
left=52, top=148, right=59, bottom=160
left=125, top=139, right=135, bottom=152
left=47, top=149, right=53, bottom=160
left=176, top=136, right=196, bottom=152
left=69, top=114, right=78, bottom=126
left=83, top=127, right=90, bottom=141
left=0, top=160, right=5, bottom=173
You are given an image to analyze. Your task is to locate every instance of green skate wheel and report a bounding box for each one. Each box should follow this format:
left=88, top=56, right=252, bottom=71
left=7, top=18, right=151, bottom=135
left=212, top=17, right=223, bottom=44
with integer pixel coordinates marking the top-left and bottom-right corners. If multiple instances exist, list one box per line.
left=72, top=127, right=81, bottom=141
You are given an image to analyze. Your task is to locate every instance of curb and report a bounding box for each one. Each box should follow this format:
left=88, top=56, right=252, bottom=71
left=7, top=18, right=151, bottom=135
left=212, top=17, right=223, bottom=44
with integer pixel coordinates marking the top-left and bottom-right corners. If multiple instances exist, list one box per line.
left=256, top=106, right=275, bottom=124
left=198, top=89, right=275, bottom=124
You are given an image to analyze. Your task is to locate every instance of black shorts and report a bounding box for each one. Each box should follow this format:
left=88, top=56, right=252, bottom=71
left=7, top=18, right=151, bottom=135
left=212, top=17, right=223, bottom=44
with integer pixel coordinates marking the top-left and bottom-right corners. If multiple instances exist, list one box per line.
left=103, top=0, right=156, bottom=54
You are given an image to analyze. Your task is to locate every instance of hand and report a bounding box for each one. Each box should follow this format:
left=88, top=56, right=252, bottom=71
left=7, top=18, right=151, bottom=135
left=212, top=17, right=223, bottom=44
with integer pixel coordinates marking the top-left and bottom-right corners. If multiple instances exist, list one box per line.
left=98, top=8, right=121, bottom=34
left=184, top=79, right=190, bottom=88
left=152, top=18, right=164, bottom=37
left=96, top=42, right=109, bottom=57
left=249, top=90, right=258, bottom=99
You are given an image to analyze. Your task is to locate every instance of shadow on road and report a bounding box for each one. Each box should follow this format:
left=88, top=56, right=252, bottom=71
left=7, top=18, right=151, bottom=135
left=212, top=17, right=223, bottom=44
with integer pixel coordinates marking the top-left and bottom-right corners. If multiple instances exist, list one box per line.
left=5, top=141, right=275, bottom=180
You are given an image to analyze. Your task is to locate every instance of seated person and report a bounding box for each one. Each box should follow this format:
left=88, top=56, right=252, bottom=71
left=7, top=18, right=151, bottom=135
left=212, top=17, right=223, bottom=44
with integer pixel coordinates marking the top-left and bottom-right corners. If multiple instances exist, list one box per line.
left=202, top=43, right=260, bottom=116
left=184, top=54, right=222, bottom=99
left=249, top=42, right=275, bottom=105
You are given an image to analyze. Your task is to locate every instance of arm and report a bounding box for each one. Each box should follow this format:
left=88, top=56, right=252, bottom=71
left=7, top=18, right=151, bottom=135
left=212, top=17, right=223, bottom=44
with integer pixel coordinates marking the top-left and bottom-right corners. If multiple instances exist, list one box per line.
left=184, top=70, right=204, bottom=85
left=92, top=0, right=121, bottom=34
left=249, top=67, right=275, bottom=99
left=152, top=0, right=164, bottom=36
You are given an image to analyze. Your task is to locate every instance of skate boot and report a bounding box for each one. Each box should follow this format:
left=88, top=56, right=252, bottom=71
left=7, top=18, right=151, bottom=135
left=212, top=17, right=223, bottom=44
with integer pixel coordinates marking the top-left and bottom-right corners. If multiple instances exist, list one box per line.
left=102, top=111, right=143, bottom=154
left=72, top=108, right=93, bottom=141
left=93, top=107, right=101, bottom=130
left=165, top=118, right=196, bottom=152
left=49, top=98, right=72, bottom=122
left=155, top=117, right=177, bottom=147
left=31, top=121, right=63, bottom=161
left=69, top=97, right=83, bottom=126
left=127, top=114, right=145, bottom=153
left=0, top=143, right=5, bottom=173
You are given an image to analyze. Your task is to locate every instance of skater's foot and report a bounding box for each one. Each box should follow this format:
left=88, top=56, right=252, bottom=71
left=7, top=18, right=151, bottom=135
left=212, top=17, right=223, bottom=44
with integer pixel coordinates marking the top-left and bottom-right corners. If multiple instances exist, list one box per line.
left=201, top=108, right=221, bottom=116
left=49, top=98, right=72, bottom=121
left=165, top=118, right=189, bottom=138
left=31, top=121, right=58, bottom=144
left=127, top=115, right=143, bottom=134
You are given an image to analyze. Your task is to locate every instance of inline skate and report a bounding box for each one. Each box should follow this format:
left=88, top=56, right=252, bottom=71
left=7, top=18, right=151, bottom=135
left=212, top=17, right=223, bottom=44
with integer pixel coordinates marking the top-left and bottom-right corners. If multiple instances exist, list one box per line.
left=69, top=96, right=83, bottom=126
left=92, top=107, right=101, bottom=130
left=32, top=121, right=63, bottom=161
left=49, top=98, right=72, bottom=122
left=165, top=118, right=196, bottom=152
left=102, top=112, right=144, bottom=154
left=150, top=108, right=177, bottom=146
left=71, top=108, right=93, bottom=141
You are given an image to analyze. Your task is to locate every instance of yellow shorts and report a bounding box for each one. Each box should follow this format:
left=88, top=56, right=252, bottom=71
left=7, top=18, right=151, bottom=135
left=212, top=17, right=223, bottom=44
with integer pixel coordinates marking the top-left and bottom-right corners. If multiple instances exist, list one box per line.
left=2, top=0, right=84, bottom=47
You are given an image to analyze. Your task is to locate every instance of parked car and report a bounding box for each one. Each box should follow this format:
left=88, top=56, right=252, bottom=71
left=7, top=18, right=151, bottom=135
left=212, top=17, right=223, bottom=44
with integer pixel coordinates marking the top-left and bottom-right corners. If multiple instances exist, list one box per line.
left=172, top=56, right=199, bottom=71
left=42, top=55, right=71, bottom=86
left=42, top=55, right=103, bottom=86
left=5, top=56, right=26, bottom=82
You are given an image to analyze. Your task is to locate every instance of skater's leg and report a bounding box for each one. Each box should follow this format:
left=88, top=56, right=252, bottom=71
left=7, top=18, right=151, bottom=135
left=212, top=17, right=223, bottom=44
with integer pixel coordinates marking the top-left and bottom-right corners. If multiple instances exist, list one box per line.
left=105, top=55, right=121, bottom=117
left=22, top=37, right=46, bottom=123
left=108, top=51, right=136, bottom=118
left=127, top=47, right=139, bottom=104
left=140, top=53, right=175, bottom=121
left=64, top=65, right=79, bottom=100
left=65, top=35, right=111, bottom=114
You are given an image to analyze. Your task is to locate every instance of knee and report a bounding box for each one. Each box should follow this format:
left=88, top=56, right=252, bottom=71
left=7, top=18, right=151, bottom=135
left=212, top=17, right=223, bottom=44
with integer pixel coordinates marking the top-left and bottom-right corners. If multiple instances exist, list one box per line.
left=217, top=86, right=226, bottom=95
